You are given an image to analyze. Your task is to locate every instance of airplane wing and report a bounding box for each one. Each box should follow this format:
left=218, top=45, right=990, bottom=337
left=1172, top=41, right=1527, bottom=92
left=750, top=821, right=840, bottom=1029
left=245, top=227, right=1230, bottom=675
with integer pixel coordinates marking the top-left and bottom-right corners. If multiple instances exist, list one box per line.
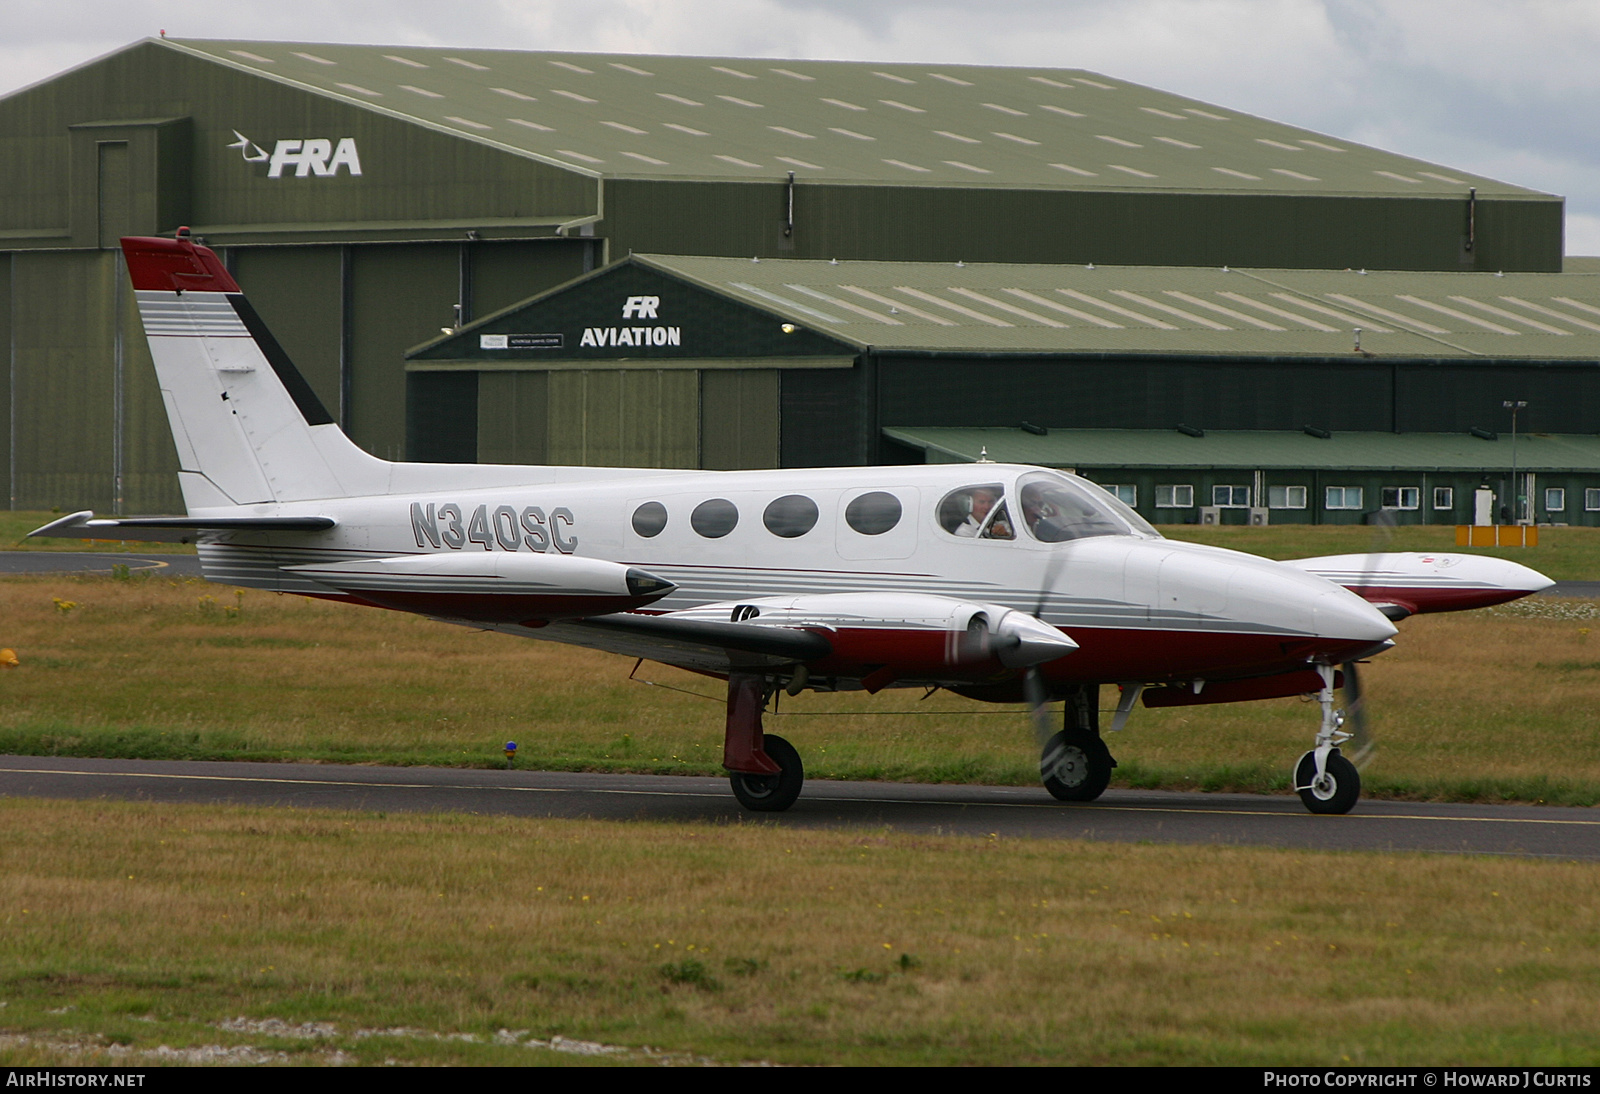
left=28, top=510, right=336, bottom=544
left=529, top=592, right=1074, bottom=680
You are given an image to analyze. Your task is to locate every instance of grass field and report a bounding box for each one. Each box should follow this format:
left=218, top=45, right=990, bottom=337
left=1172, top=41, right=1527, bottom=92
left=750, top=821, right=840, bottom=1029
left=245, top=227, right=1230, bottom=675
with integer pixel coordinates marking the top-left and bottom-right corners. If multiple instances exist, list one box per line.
left=3, top=530, right=1598, bottom=1067
left=1, top=797, right=1598, bottom=1066
left=1, top=571, right=1598, bottom=804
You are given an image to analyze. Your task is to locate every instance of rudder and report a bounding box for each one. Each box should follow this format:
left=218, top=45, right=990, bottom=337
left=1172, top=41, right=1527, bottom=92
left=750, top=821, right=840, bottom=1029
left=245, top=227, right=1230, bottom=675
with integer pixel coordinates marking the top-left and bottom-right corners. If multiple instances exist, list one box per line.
left=122, top=232, right=387, bottom=507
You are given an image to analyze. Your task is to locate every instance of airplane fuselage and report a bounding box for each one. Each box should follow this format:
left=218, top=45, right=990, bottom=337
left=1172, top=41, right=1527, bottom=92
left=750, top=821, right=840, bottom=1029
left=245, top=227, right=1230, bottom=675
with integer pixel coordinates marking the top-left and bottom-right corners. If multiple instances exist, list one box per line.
left=189, top=461, right=1397, bottom=691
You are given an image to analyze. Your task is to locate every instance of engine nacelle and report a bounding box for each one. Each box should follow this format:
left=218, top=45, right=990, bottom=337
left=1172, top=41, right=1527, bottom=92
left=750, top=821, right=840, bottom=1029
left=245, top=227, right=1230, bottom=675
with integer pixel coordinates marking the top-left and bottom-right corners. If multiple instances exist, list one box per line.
left=664, top=592, right=1077, bottom=682
left=285, top=553, right=676, bottom=623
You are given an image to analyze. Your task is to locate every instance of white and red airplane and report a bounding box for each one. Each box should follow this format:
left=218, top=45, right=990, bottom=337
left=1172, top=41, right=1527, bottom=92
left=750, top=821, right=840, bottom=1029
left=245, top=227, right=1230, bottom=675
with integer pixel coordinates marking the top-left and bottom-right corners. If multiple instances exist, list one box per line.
left=32, top=233, right=1555, bottom=815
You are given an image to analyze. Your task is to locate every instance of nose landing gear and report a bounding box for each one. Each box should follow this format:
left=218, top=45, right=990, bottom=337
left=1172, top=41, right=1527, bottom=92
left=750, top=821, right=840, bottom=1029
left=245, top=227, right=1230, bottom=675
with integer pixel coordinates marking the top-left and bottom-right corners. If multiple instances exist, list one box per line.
left=1294, top=663, right=1360, bottom=814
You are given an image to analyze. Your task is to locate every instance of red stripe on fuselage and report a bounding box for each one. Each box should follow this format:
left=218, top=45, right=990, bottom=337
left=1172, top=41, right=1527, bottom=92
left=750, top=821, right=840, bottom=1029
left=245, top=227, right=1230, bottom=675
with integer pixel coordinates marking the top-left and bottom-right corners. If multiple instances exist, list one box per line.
left=805, top=624, right=1378, bottom=686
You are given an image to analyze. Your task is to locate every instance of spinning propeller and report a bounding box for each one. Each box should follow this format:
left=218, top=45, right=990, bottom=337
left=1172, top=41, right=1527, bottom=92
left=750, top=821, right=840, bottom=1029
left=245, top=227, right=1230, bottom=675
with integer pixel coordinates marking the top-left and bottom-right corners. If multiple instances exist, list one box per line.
left=1023, top=549, right=1069, bottom=746
left=1338, top=509, right=1397, bottom=770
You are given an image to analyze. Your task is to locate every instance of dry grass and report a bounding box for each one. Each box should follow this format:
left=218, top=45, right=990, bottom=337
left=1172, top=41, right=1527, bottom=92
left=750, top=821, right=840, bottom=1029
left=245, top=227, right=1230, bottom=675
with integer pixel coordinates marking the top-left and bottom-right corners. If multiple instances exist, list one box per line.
left=2, top=573, right=1600, bottom=802
left=1127, top=597, right=1600, bottom=802
left=0, top=797, right=1597, bottom=1066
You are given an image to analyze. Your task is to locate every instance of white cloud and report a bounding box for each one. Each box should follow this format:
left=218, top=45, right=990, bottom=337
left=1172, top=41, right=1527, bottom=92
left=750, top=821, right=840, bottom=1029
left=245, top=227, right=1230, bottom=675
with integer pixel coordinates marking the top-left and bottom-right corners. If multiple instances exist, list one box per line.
left=1565, top=214, right=1600, bottom=258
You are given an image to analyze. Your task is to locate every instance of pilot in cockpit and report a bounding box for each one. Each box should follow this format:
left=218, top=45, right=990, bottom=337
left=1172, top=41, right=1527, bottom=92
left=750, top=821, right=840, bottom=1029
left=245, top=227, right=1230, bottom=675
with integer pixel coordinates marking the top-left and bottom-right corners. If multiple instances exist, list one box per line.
left=952, top=486, right=996, bottom=537
left=1019, top=478, right=1123, bottom=542
left=947, top=486, right=1014, bottom=540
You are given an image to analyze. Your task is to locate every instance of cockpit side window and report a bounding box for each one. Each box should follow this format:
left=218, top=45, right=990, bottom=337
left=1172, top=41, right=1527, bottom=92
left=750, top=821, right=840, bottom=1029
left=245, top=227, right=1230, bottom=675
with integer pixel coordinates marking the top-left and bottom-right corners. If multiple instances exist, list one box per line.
left=939, top=484, right=1008, bottom=539
left=1015, top=470, right=1159, bottom=542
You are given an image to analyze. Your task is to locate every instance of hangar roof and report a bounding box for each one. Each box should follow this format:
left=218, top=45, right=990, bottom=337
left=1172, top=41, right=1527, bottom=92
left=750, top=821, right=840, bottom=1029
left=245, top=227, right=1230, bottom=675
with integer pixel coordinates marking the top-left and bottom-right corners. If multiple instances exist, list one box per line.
left=637, top=255, right=1600, bottom=359
left=155, top=38, right=1546, bottom=197
left=885, top=427, right=1600, bottom=473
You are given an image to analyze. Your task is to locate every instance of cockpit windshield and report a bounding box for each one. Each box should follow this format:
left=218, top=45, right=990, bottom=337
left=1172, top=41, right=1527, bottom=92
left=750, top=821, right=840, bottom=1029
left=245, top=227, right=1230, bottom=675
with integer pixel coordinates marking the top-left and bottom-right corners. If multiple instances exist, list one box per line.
left=1015, top=470, right=1160, bottom=542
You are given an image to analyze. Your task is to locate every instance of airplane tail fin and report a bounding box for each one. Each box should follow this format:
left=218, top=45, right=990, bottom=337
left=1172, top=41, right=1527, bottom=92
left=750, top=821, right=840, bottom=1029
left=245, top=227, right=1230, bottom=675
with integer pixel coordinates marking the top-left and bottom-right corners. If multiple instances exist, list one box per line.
left=122, top=233, right=388, bottom=508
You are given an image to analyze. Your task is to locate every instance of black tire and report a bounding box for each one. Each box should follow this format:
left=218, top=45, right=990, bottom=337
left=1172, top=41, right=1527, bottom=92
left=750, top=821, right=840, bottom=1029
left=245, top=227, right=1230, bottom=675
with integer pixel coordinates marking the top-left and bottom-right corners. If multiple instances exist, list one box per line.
left=729, top=733, right=804, bottom=812
left=1294, top=748, right=1360, bottom=815
left=1041, top=731, right=1114, bottom=802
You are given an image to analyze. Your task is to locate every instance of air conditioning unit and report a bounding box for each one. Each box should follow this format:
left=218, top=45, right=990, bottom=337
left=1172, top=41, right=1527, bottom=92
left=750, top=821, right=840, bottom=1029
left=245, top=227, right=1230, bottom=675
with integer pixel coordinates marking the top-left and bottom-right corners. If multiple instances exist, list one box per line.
left=1249, top=507, right=1269, bottom=526
left=1199, top=506, right=1221, bottom=525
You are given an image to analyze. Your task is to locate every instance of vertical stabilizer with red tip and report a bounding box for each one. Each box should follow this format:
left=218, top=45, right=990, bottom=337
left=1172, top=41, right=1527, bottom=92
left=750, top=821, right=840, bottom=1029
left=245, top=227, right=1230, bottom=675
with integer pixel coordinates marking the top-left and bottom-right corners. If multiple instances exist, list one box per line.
left=122, top=232, right=388, bottom=508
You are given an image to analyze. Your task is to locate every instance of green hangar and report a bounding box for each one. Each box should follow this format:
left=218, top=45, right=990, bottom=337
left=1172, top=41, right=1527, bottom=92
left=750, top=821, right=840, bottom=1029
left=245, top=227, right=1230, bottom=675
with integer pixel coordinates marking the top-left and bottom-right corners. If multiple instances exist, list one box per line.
left=409, top=254, right=1600, bottom=526
left=0, top=36, right=1587, bottom=521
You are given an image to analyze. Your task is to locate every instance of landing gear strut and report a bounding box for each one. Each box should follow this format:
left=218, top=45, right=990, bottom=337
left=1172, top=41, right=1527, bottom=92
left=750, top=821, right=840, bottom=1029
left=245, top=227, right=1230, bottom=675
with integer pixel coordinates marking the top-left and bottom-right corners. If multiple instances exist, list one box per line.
left=723, top=672, right=804, bottom=812
left=1041, top=684, right=1116, bottom=802
left=1294, top=663, right=1360, bottom=815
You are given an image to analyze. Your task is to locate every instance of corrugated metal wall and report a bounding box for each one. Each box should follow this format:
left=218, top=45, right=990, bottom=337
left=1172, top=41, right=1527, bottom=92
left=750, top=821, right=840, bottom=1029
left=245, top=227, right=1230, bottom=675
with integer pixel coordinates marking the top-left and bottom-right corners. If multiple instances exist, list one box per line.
left=5, top=250, right=180, bottom=512
left=876, top=354, right=1600, bottom=437
left=701, top=370, right=779, bottom=470
left=0, top=39, right=1577, bottom=512
left=607, top=180, right=1563, bottom=274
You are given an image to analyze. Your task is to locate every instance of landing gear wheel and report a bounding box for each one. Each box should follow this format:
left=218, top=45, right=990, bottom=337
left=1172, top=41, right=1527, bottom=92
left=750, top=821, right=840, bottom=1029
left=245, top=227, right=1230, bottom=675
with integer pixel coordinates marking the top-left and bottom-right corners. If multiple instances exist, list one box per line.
left=1041, top=731, right=1113, bottom=802
left=729, top=734, right=804, bottom=812
left=1294, top=748, right=1360, bottom=815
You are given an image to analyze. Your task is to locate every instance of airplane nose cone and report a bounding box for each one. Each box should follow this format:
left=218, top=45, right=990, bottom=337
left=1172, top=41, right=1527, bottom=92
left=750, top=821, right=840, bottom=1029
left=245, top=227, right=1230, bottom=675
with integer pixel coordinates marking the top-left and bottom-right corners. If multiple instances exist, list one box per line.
left=1312, top=585, right=1400, bottom=645
left=1215, top=556, right=1396, bottom=643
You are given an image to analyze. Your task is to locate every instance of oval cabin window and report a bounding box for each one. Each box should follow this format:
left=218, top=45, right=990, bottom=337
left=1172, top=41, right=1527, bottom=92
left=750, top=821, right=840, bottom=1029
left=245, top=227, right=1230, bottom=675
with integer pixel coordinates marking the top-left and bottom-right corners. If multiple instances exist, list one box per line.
left=762, top=494, right=819, bottom=538
left=690, top=498, right=740, bottom=538
left=631, top=501, right=668, bottom=538
left=844, top=491, right=902, bottom=535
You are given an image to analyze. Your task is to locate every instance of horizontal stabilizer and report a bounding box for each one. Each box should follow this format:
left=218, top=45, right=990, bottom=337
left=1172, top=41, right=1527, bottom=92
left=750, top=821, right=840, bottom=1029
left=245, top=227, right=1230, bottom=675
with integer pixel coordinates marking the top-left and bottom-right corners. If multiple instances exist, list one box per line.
left=28, top=510, right=336, bottom=543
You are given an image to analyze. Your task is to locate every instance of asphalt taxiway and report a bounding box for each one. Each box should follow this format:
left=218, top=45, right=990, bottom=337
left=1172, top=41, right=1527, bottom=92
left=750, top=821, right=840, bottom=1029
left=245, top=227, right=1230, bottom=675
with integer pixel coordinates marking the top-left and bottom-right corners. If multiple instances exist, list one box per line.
left=0, top=551, right=203, bottom=577
left=0, top=755, right=1594, bottom=859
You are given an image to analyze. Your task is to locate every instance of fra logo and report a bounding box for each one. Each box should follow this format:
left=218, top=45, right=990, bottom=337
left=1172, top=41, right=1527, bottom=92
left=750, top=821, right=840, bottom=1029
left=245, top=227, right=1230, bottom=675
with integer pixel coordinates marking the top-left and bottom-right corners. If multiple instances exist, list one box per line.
left=229, top=131, right=363, bottom=178
left=621, top=295, right=660, bottom=319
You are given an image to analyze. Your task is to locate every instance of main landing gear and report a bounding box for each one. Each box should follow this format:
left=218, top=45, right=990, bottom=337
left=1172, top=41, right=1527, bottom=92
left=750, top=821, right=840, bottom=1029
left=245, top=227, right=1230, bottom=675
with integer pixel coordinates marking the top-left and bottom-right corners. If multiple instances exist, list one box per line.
left=1294, top=663, right=1361, bottom=815
left=1040, top=684, right=1116, bottom=802
left=723, top=673, right=804, bottom=812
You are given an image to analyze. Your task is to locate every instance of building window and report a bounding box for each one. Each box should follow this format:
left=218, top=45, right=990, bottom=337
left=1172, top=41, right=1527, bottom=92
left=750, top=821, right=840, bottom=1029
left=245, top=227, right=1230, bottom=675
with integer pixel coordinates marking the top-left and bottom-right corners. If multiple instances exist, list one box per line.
left=1588, top=488, right=1600, bottom=512
left=1325, top=486, right=1364, bottom=510
left=1213, top=485, right=1250, bottom=507
left=1103, top=484, right=1137, bottom=507
left=1267, top=485, right=1306, bottom=509
left=1381, top=487, right=1420, bottom=510
left=1546, top=487, right=1566, bottom=512
left=1155, top=484, right=1194, bottom=508
left=1434, top=487, right=1454, bottom=510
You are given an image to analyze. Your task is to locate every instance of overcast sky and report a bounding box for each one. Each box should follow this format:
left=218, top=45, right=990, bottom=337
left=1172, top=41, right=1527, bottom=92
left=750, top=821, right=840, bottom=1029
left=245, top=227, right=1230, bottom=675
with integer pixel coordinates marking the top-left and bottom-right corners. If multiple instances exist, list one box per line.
left=6, top=0, right=1596, bottom=255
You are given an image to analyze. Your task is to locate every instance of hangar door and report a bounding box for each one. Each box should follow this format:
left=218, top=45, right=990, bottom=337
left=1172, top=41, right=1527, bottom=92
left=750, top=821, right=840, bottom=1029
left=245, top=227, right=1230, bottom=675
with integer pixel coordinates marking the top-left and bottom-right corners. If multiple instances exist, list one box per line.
left=475, top=365, right=778, bottom=470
